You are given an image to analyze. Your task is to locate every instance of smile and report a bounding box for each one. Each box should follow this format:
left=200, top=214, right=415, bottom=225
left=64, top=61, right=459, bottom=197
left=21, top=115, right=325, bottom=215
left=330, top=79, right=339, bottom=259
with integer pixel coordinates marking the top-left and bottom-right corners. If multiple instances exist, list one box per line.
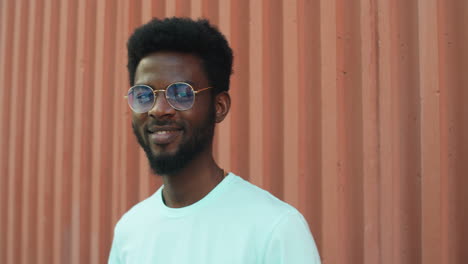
left=147, top=128, right=182, bottom=145
left=155, top=130, right=177, bottom=134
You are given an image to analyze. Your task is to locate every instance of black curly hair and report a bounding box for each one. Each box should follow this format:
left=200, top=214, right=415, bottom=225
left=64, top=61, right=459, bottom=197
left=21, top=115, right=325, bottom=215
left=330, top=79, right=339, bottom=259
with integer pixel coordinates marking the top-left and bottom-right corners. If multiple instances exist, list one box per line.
left=127, top=17, right=233, bottom=94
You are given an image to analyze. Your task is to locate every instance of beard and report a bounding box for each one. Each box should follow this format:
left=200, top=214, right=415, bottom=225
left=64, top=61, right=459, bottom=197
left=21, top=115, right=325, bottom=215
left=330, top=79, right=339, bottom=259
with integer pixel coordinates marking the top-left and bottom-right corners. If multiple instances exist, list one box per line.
left=132, top=108, right=216, bottom=176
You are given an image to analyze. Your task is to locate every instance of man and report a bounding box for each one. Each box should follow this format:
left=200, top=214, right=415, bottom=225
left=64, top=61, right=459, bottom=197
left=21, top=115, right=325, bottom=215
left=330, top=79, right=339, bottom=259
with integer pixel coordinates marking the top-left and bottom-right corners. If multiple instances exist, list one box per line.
left=109, top=17, right=321, bottom=264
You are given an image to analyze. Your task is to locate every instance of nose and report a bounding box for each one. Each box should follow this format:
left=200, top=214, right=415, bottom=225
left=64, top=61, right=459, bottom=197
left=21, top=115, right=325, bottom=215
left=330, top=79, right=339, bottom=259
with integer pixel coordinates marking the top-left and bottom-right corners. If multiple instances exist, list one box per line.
left=147, top=91, right=176, bottom=118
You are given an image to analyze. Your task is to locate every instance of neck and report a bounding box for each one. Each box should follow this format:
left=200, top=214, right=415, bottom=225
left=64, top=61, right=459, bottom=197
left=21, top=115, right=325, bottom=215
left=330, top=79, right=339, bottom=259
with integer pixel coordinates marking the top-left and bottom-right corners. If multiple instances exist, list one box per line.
left=160, top=147, right=225, bottom=208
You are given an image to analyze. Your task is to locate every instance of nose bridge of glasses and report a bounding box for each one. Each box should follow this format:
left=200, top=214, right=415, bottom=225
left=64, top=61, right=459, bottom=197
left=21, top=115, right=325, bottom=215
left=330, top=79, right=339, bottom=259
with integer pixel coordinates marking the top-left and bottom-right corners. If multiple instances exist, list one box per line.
left=151, top=89, right=173, bottom=112
left=153, top=89, right=166, bottom=93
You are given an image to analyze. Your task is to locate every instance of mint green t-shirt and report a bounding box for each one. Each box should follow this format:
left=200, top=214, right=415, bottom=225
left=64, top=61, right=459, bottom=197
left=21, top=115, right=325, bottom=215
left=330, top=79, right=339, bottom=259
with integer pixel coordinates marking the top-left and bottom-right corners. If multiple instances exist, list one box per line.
left=108, top=173, right=321, bottom=263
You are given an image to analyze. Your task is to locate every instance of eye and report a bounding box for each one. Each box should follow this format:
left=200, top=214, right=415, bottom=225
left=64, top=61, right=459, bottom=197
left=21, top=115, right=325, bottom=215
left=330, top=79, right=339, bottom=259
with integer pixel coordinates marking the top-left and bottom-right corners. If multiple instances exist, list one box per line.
left=137, top=92, right=152, bottom=103
left=177, top=92, right=187, bottom=98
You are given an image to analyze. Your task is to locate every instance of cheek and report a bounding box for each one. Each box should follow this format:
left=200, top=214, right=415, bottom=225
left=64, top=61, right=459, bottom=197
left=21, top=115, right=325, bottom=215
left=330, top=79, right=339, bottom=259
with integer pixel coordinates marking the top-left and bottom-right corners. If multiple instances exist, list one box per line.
left=192, top=96, right=215, bottom=117
left=185, top=106, right=216, bottom=131
left=132, top=114, right=147, bottom=133
left=184, top=104, right=214, bottom=126
left=132, top=112, right=147, bottom=123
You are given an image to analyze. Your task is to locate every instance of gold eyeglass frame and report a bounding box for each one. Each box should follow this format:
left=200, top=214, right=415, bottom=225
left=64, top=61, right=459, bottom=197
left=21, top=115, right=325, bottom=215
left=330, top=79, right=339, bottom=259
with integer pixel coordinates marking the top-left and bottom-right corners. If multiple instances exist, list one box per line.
left=124, top=82, right=212, bottom=112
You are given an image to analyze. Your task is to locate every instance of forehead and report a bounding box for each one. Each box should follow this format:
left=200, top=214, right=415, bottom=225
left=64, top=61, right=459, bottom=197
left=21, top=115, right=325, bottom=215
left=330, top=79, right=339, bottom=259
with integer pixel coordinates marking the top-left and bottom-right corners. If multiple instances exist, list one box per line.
left=134, top=52, right=207, bottom=86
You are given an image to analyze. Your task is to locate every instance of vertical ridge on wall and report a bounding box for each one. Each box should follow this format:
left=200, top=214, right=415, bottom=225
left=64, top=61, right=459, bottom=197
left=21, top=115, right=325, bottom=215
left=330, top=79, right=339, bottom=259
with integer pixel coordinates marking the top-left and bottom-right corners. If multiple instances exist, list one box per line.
left=438, top=0, right=450, bottom=259
left=52, top=0, right=73, bottom=263
left=7, top=0, right=28, bottom=263
left=247, top=0, right=263, bottom=187
left=90, top=0, right=106, bottom=262
left=90, top=0, right=118, bottom=263
left=0, top=1, right=9, bottom=260
left=229, top=0, right=250, bottom=179
left=0, top=1, right=467, bottom=264
left=319, top=0, right=339, bottom=262
left=360, top=0, right=380, bottom=263
left=418, top=0, right=442, bottom=263
left=376, top=0, right=395, bottom=262
left=20, top=0, right=43, bottom=263
left=261, top=0, right=284, bottom=200
left=80, top=0, right=97, bottom=262
left=122, top=0, right=141, bottom=215
left=397, top=0, right=422, bottom=262
left=336, top=0, right=365, bottom=262
left=439, top=2, right=468, bottom=263
left=282, top=0, right=299, bottom=207
left=70, top=0, right=86, bottom=262
left=37, top=0, right=59, bottom=263
left=215, top=0, right=232, bottom=170
left=297, top=0, right=322, bottom=256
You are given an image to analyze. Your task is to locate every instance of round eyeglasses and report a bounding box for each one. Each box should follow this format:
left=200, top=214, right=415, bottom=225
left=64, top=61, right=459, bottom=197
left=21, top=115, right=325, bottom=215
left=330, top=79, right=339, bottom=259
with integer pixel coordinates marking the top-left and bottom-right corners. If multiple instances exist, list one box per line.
left=125, top=82, right=212, bottom=113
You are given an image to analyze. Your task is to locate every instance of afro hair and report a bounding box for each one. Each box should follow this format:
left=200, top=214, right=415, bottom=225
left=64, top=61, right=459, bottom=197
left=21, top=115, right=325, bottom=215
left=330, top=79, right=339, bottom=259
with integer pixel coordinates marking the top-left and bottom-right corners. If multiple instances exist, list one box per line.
left=127, top=17, right=233, bottom=94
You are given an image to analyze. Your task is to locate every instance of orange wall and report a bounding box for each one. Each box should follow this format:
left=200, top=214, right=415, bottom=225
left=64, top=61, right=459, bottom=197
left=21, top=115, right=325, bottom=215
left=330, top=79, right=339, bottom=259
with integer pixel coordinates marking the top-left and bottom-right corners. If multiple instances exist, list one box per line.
left=0, top=0, right=467, bottom=263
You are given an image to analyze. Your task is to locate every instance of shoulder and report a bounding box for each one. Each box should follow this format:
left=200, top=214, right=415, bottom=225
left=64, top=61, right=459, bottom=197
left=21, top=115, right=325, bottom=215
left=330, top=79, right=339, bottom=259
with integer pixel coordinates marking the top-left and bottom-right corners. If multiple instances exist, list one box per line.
left=262, top=208, right=321, bottom=263
left=227, top=175, right=320, bottom=262
left=225, top=174, right=301, bottom=224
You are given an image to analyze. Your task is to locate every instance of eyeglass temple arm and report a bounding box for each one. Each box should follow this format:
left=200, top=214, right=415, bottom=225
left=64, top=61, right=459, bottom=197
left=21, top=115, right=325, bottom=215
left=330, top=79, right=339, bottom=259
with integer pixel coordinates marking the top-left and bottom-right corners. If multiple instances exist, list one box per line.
left=194, top=87, right=212, bottom=94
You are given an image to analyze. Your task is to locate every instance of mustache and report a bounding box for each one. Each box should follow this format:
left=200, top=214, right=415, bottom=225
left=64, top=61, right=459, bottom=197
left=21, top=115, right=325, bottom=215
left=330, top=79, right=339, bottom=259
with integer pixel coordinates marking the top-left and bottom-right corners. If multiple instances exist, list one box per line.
left=146, top=119, right=185, bottom=128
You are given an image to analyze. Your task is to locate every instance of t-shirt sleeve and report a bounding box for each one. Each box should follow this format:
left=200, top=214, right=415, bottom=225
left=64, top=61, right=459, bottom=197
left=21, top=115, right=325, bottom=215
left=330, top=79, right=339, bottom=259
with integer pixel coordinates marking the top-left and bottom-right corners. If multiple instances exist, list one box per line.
left=108, top=224, right=122, bottom=264
left=263, top=209, right=321, bottom=264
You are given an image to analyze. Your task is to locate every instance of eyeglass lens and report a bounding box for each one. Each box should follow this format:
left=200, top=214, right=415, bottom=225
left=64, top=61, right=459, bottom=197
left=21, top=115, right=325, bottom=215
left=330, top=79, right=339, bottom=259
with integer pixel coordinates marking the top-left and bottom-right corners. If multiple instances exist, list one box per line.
left=127, top=83, right=196, bottom=113
left=128, top=85, right=155, bottom=113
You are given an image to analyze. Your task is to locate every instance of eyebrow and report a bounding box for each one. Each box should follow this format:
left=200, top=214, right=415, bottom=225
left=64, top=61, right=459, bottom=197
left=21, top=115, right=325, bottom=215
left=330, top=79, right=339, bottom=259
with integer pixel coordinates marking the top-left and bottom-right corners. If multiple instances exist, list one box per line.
left=183, top=80, right=195, bottom=86
left=134, top=80, right=196, bottom=88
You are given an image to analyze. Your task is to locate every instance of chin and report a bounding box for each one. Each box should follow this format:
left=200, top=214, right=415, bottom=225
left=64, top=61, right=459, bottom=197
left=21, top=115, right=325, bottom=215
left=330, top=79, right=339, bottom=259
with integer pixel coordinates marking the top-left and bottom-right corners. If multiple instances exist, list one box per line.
left=150, top=145, right=180, bottom=159
left=148, top=132, right=186, bottom=155
left=147, top=147, right=195, bottom=176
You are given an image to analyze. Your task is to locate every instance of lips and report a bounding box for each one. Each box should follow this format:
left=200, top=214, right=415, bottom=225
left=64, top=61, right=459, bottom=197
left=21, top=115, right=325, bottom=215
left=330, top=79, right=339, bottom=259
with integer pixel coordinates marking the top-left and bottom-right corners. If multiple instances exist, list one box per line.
left=147, top=125, right=183, bottom=145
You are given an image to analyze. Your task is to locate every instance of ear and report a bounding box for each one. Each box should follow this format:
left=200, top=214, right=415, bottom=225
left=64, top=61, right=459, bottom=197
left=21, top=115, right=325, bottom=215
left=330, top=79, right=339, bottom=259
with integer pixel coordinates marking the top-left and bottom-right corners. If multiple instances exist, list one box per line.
left=214, top=92, right=231, bottom=123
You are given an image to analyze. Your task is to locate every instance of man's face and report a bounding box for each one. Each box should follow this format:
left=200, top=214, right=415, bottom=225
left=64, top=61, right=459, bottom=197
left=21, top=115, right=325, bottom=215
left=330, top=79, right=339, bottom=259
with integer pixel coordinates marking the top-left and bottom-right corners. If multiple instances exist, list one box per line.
left=131, top=52, right=216, bottom=175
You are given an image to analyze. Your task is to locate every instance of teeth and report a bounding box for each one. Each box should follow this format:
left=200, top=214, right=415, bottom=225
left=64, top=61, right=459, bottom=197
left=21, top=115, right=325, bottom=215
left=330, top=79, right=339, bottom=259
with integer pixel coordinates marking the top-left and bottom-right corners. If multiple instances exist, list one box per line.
left=155, top=130, right=174, bottom=134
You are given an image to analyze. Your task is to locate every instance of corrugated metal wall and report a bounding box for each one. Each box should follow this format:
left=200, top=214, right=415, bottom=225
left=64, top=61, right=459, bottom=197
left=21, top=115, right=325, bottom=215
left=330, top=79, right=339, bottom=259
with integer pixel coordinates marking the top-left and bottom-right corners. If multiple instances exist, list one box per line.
left=0, top=0, right=467, bottom=263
